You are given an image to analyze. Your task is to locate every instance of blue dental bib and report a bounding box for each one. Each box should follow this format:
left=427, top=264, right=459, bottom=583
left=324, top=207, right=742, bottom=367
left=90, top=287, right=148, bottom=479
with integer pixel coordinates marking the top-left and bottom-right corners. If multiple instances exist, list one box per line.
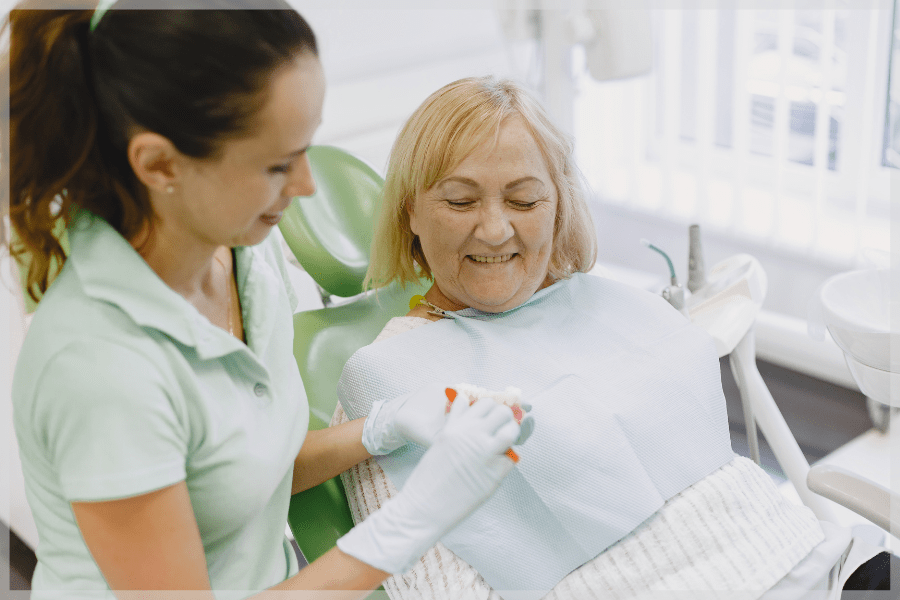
left=338, top=273, right=735, bottom=599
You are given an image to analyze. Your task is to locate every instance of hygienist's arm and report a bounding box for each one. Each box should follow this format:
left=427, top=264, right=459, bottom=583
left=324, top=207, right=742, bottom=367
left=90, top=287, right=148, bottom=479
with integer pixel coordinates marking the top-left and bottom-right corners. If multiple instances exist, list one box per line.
left=265, top=546, right=389, bottom=595
left=291, top=417, right=370, bottom=495
left=73, top=481, right=388, bottom=599
left=74, top=399, right=522, bottom=599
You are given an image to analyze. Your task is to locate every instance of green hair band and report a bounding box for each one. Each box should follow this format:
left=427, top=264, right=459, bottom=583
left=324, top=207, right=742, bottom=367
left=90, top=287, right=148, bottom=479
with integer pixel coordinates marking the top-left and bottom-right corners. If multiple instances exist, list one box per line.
left=90, top=0, right=117, bottom=33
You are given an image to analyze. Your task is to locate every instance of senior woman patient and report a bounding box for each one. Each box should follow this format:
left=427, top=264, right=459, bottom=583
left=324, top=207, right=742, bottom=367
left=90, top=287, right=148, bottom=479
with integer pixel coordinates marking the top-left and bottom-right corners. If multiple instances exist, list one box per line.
left=331, top=77, right=850, bottom=600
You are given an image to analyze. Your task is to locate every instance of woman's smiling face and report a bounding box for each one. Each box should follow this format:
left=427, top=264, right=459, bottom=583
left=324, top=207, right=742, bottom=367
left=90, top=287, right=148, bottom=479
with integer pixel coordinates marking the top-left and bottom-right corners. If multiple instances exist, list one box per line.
left=408, top=117, right=558, bottom=313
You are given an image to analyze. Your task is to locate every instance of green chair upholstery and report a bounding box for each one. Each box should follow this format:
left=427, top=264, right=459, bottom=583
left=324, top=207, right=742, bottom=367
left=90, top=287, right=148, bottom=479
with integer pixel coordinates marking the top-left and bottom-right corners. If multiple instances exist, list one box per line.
left=286, top=281, right=428, bottom=564
left=280, top=145, right=430, bottom=565
left=278, top=145, right=384, bottom=300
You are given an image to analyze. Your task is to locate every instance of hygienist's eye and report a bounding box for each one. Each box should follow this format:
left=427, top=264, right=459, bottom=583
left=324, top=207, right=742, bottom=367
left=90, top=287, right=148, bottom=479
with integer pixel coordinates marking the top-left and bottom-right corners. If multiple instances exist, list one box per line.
left=446, top=198, right=475, bottom=207
left=509, top=200, right=539, bottom=209
left=268, top=162, right=292, bottom=175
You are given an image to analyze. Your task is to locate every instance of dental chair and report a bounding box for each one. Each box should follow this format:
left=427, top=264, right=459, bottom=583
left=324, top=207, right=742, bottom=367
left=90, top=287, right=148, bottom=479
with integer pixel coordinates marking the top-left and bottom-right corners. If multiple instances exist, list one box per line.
left=279, top=145, right=429, bottom=564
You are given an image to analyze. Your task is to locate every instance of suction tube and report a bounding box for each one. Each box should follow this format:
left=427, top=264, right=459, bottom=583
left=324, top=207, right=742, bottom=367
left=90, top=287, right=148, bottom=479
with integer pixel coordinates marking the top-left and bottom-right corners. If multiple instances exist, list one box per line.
left=641, top=238, right=686, bottom=315
left=640, top=238, right=677, bottom=285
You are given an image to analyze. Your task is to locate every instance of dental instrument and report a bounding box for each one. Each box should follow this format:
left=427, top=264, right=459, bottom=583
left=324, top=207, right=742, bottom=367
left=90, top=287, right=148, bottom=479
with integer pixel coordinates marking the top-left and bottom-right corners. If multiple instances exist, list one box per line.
left=687, top=224, right=706, bottom=293
left=445, top=387, right=521, bottom=462
left=639, top=238, right=686, bottom=315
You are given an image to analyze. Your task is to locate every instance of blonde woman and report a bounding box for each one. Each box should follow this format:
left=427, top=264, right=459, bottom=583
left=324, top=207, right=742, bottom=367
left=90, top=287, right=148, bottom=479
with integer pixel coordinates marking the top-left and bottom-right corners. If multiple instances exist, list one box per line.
left=332, top=76, right=881, bottom=600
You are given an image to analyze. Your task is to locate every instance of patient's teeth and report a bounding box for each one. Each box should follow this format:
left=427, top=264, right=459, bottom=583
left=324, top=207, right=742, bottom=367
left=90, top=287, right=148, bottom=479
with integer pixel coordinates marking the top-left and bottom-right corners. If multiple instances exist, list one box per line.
left=471, top=254, right=513, bottom=263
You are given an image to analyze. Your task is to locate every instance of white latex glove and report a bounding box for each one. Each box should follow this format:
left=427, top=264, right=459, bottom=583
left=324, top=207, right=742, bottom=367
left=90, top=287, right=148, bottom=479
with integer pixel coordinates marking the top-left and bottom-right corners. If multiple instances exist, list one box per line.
left=337, top=396, right=524, bottom=574
left=361, top=382, right=449, bottom=456
left=362, top=383, right=534, bottom=456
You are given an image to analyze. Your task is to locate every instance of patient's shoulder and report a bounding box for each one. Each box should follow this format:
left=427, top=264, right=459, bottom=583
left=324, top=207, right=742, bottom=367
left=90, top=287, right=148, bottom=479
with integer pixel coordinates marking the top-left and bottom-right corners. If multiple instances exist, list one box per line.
left=575, top=272, right=688, bottom=329
left=374, top=316, right=432, bottom=343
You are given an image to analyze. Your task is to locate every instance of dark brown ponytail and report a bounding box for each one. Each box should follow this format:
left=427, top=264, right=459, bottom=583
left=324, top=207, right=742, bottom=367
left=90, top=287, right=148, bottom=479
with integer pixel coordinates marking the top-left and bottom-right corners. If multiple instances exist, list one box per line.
left=3, top=0, right=318, bottom=303
left=5, top=8, right=103, bottom=303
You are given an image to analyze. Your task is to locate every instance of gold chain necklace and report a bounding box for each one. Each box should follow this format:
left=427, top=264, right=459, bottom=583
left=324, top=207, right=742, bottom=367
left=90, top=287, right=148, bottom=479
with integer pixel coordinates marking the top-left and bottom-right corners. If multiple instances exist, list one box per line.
left=409, top=294, right=450, bottom=319
left=214, top=253, right=236, bottom=337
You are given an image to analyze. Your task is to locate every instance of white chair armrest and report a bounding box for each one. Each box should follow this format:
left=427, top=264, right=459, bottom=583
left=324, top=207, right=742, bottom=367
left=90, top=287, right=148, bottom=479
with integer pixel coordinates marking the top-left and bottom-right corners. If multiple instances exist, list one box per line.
left=807, top=463, right=897, bottom=534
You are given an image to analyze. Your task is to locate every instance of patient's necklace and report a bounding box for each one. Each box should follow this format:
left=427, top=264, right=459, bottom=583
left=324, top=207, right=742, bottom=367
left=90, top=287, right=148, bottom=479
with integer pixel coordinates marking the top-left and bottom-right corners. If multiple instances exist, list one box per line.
left=214, top=252, right=236, bottom=337
left=409, top=294, right=450, bottom=319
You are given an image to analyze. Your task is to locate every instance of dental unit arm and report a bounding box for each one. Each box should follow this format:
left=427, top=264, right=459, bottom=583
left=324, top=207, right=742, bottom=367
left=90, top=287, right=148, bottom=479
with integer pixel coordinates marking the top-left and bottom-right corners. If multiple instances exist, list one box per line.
left=640, top=238, right=686, bottom=316
left=681, top=232, right=897, bottom=538
left=806, top=463, right=898, bottom=534
left=641, top=228, right=841, bottom=523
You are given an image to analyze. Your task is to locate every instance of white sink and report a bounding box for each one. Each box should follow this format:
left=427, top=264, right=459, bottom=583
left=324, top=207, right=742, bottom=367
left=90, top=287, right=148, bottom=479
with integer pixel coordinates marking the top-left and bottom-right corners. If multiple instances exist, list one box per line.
left=817, top=269, right=898, bottom=406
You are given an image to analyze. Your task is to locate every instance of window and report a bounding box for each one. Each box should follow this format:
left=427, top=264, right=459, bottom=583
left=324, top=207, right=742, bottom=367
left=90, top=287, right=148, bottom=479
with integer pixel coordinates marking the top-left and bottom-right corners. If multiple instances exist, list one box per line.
left=573, top=6, right=892, bottom=265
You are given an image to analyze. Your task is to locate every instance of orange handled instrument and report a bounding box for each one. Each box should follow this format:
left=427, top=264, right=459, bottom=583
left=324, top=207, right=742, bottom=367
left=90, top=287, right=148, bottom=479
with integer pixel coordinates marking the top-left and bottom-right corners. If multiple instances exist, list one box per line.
left=445, top=388, right=520, bottom=463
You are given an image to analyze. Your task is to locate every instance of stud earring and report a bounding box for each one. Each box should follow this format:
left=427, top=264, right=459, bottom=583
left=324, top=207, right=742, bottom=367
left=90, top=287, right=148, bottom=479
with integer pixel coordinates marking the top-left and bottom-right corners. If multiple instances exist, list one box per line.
left=166, top=185, right=175, bottom=194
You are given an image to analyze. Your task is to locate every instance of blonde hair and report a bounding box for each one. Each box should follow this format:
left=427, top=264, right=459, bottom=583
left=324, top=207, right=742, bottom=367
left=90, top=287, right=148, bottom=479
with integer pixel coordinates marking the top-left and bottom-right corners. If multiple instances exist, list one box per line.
left=365, top=76, right=597, bottom=291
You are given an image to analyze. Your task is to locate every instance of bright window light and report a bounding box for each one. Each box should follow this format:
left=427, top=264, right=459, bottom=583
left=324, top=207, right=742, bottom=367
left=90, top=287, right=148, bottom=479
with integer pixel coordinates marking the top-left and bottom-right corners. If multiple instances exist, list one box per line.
left=574, top=6, right=891, bottom=266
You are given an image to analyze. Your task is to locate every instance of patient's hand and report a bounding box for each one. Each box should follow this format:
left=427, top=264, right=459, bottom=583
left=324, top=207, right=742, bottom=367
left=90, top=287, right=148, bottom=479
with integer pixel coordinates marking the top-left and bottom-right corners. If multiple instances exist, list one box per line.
left=362, top=382, right=456, bottom=455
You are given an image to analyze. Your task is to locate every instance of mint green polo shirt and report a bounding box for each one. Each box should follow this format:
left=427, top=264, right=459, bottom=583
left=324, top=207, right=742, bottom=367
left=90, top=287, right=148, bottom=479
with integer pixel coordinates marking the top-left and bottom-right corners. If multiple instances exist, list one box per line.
left=12, top=209, right=310, bottom=600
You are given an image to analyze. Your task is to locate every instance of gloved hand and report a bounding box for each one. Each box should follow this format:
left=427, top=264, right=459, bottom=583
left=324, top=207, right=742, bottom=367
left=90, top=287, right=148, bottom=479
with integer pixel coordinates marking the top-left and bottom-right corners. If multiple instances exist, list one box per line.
left=362, top=383, right=534, bottom=456
left=361, top=382, right=449, bottom=455
left=337, top=396, right=527, bottom=574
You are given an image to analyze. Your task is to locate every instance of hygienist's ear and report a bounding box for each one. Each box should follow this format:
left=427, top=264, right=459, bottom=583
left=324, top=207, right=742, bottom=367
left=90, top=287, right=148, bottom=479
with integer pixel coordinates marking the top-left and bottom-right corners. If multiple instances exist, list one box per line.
left=127, top=132, right=181, bottom=195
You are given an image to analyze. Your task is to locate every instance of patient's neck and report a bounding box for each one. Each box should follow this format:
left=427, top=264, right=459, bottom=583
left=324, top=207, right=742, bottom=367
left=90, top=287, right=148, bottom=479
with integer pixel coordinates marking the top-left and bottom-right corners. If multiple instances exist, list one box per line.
left=409, top=274, right=557, bottom=320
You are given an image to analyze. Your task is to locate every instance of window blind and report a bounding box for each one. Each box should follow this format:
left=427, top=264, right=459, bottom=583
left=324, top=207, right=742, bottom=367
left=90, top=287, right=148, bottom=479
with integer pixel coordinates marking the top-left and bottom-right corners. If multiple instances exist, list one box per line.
left=574, top=7, right=891, bottom=267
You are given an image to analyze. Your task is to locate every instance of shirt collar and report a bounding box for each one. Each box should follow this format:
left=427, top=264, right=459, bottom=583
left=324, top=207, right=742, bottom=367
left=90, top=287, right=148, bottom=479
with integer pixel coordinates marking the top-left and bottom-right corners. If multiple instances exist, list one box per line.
left=67, top=209, right=246, bottom=358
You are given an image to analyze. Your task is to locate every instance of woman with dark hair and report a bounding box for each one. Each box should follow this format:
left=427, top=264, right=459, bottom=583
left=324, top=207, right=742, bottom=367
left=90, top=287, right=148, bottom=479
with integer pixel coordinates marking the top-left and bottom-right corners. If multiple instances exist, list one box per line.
left=4, top=2, right=529, bottom=597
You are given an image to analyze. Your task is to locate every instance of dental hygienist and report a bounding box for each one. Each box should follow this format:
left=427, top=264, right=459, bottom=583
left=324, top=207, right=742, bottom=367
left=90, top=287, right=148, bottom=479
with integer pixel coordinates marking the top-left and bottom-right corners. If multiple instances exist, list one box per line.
left=6, top=2, right=529, bottom=598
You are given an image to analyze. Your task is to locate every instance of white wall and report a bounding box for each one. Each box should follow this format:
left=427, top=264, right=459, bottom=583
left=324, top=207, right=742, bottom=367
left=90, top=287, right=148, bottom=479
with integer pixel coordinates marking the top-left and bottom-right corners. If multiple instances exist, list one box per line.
left=2, top=248, right=39, bottom=550
left=296, top=5, right=518, bottom=173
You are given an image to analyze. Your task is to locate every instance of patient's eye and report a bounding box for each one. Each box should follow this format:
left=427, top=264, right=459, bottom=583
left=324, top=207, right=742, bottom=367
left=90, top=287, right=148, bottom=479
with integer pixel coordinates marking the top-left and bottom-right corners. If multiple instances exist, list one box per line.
left=446, top=198, right=475, bottom=208
left=508, top=195, right=549, bottom=209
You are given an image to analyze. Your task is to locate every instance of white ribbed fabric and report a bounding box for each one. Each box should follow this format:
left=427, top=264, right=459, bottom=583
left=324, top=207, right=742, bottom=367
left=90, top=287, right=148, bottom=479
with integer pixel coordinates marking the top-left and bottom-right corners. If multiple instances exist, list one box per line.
left=333, top=317, right=825, bottom=600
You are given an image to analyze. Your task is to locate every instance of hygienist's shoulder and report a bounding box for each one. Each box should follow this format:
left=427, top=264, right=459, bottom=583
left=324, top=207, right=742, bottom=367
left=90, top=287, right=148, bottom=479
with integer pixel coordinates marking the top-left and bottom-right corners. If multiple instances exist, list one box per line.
left=12, top=264, right=174, bottom=406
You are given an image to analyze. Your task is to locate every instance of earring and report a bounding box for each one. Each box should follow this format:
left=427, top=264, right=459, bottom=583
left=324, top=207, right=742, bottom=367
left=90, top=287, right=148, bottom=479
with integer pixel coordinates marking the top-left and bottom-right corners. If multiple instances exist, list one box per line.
left=165, top=185, right=175, bottom=194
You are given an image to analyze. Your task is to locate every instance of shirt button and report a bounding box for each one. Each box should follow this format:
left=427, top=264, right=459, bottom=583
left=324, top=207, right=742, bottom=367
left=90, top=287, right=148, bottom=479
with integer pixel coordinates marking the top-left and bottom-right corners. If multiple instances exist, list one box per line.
left=254, top=383, right=266, bottom=397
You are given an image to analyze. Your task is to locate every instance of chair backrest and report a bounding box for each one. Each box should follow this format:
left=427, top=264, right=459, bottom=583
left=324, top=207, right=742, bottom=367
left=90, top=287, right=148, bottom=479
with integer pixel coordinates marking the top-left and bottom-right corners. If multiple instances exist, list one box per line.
left=278, top=145, right=384, bottom=299
left=286, top=280, right=428, bottom=564
left=292, top=283, right=427, bottom=432
left=281, top=144, right=430, bottom=563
